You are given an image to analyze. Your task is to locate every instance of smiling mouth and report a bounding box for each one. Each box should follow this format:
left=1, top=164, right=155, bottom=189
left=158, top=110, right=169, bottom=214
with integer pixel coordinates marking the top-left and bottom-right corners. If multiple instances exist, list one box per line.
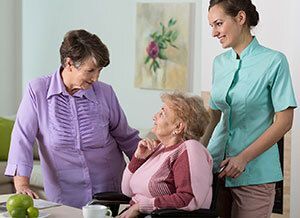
left=218, top=36, right=225, bottom=43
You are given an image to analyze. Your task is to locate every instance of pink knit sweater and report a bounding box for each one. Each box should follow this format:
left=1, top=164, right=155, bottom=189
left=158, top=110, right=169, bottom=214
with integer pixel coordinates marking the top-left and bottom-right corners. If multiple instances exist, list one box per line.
left=121, top=139, right=213, bottom=213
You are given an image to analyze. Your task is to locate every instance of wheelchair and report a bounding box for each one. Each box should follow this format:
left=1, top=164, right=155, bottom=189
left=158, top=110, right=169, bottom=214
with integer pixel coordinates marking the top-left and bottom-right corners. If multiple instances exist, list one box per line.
left=89, top=173, right=219, bottom=218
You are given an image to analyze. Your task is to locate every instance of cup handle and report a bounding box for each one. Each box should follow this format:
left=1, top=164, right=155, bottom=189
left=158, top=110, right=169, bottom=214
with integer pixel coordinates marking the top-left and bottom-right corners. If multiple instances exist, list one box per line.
left=106, top=209, right=112, bottom=217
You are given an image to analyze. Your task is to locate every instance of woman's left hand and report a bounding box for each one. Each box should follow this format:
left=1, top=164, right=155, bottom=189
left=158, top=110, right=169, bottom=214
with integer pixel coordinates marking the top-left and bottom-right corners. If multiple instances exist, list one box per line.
left=219, top=155, right=247, bottom=179
left=119, top=204, right=140, bottom=218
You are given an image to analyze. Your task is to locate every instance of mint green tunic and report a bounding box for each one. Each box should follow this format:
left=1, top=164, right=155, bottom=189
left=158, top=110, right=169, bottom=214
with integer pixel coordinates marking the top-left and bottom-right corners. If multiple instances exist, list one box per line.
left=207, top=37, right=297, bottom=187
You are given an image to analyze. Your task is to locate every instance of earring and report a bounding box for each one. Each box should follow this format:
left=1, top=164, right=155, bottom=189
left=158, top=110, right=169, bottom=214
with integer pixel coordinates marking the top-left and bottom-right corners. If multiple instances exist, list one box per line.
left=172, top=131, right=177, bottom=135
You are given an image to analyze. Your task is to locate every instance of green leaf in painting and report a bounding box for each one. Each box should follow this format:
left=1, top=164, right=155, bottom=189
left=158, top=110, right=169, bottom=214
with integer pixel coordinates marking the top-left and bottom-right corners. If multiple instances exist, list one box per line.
left=171, top=30, right=179, bottom=42
left=158, top=41, right=167, bottom=49
left=168, top=18, right=177, bottom=27
left=153, top=61, right=158, bottom=73
left=154, top=60, right=160, bottom=69
left=156, top=35, right=163, bottom=43
left=168, top=18, right=173, bottom=27
left=150, top=31, right=158, bottom=39
left=170, top=43, right=179, bottom=49
left=158, top=50, right=167, bottom=60
left=166, top=31, right=172, bottom=38
left=150, top=62, right=153, bottom=71
left=160, top=22, right=165, bottom=35
left=145, top=56, right=151, bottom=64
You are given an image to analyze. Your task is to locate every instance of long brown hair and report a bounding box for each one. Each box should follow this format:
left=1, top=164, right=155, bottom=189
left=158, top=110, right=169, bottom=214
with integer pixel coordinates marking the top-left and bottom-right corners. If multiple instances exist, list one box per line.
left=209, top=0, right=259, bottom=28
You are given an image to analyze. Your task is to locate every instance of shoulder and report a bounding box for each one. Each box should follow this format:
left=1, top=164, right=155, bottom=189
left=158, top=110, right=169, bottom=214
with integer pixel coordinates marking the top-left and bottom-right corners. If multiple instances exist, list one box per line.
left=257, top=45, right=288, bottom=63
left=182, top=140, right=212, bottom=161
left=213, top=50, right=232, bottom=63
left=183, top=139, right=208, bottom=151
left=93, top=80, right=113, bottom=90
left=92, top=81, right=121, bottom=107
left=212, top=50, right=234, bottom=71
left=271, top=50, right=288, bottom=64
left=27, top=75, right=51, bottom=94
left=258, top=47, right=290, bottom=74
left=92, top=81, right=115, bottom=95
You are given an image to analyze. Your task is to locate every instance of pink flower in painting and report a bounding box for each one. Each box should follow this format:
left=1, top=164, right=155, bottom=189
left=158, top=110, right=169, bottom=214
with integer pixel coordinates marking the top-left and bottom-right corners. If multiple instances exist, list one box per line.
left=146, top=41, right=159, bottom=59
left=144, top=18, right=178, bottom=73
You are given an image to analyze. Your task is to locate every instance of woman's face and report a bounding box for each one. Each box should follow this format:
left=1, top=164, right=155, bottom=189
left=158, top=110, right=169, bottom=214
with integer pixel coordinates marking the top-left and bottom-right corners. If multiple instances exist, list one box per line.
left=208, top=4, right=243, bottom=49
left=152, top=103, right=177, bottom=139
left=69, top=57, right=102, bottom=93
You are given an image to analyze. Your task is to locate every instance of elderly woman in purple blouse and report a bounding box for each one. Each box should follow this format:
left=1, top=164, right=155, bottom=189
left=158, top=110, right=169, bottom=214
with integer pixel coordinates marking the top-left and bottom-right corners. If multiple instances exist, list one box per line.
left=5, top=29, right=140, bottom=208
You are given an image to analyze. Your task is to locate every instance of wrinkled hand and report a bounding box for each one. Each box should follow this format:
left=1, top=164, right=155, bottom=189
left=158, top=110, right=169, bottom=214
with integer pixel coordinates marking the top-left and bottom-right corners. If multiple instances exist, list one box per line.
left=119, top=204, right=140, bottom=218
left=219, top=155, right=247, bottom=179
left=16, top=185, right=39, bottom=199
left=134, top=138, right=159, bottom=159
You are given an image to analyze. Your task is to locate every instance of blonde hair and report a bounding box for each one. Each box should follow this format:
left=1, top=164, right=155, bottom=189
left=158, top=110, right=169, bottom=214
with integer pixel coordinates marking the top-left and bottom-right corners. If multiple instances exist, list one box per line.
left=161, top=92, right=210, bottom=141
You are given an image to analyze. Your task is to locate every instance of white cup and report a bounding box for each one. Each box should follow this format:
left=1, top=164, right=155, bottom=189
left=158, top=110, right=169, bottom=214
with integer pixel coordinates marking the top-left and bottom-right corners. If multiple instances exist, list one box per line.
left=82, top=205, right=112, bottom=218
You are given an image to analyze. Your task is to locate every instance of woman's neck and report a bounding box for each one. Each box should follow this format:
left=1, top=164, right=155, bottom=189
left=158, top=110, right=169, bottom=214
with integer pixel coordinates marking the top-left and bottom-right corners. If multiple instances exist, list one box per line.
left=160, top=135, right=184, bottom=148
left=61, top=68, right=74, bottom=95
left=233, top=32, right=253, bottom=58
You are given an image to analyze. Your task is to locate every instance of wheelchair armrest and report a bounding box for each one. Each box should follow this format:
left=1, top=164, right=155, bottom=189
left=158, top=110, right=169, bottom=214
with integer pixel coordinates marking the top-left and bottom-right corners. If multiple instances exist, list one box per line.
left=92, top=192, right=131, bottom=204
left=151, top=208, right=217, bottom=217
left=91, top=192, right=131, bottom=217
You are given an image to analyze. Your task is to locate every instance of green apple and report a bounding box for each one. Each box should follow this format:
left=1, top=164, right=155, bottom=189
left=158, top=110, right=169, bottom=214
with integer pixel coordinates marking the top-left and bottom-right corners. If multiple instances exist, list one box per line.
left=8, top=207, right=27, bottom=218
left=6, top=194, right=34, bottom=213
left=27, top=206, right=39, bottom=218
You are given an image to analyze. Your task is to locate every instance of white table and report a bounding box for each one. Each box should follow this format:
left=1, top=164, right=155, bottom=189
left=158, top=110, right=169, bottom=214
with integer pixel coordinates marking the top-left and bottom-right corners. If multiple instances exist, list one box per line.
left=0, top=194, right=83, bottom=218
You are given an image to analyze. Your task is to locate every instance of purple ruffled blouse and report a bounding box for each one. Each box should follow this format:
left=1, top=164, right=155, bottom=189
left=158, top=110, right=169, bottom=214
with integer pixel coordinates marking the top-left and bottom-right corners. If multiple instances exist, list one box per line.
left=5, top=67, right=140, bottom=208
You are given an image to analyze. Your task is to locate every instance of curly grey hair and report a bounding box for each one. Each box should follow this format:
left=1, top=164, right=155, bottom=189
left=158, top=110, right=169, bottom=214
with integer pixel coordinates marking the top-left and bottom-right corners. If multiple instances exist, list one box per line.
left=161, top=92, right=210, bottom=141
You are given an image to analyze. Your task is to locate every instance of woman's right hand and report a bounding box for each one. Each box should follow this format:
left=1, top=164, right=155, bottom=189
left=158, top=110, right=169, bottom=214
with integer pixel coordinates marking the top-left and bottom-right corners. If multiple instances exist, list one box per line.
left=134, top=138, right=159, bottom=159
left=16, top=185, right=39, bottom=199
left=14, top=176, right=39, bottom=199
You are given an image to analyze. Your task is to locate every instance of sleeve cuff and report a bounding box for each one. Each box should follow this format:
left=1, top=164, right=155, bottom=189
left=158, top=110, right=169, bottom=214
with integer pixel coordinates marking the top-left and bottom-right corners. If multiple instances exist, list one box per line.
left=128, top=156, right=147, bottom=173
left=4, top=163, right=32, bottom=177
left=132, top=195, right=155, bottom=213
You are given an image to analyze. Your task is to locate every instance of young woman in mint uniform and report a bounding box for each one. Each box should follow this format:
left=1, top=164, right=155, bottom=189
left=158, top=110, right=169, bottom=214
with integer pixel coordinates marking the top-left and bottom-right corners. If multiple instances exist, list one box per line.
left=202, top=0, right=297, bottom=217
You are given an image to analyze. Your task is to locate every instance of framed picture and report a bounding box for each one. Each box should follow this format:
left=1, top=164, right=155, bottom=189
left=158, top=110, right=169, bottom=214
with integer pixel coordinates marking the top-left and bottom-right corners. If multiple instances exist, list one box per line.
left=134, top=2, right=195, bottom=91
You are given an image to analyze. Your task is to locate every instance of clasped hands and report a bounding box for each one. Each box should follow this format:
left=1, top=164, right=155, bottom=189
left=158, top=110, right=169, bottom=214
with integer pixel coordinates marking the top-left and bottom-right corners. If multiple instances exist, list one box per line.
left=218, top=154, right=248, bottom=179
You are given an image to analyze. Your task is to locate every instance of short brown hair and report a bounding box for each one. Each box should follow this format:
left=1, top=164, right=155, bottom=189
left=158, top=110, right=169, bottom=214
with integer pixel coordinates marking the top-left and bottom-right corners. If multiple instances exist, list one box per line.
left=60, top=29, right=110, bottom=68
left=161, top=92, right=210, bottom=141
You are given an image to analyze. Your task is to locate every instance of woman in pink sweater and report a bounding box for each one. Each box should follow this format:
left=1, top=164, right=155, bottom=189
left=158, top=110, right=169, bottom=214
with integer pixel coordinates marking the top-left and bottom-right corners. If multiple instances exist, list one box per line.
left=121, top=92, right=213, bottom=218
